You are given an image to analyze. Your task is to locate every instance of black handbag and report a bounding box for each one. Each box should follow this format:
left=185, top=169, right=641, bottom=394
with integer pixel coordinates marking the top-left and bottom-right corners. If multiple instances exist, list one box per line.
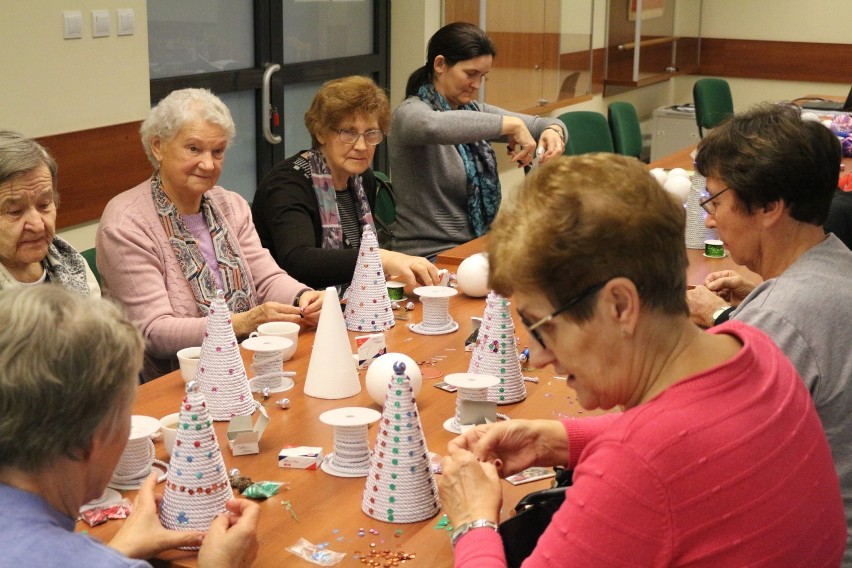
left=498, top=468, right=572, bottom=568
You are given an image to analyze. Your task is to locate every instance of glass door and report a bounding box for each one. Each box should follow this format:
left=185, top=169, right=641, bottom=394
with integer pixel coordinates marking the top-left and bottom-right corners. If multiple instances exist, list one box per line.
left=147, top=0, right=389, bottom=204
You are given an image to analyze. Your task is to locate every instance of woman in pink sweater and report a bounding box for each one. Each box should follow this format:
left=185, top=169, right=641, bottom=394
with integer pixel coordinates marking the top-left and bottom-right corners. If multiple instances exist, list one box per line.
left=439, top=154, right=845, bottom=567
left=97, top=88, right=324, bottom=381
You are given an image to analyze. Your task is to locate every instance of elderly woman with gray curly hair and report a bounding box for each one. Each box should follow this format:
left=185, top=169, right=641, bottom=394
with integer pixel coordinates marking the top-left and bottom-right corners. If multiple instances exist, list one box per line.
left=97, top=88, right=324, bottom=381
left=0, top=130, right=99, bottom=296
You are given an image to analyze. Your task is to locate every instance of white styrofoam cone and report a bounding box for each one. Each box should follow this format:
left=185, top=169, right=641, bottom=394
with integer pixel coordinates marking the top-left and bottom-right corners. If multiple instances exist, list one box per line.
left=344, top=225, right=395, bottom=332
left=159, top=381, right=233, bottom=546
left=304, top=286, right=361, bottom=399
left=469, top=292, right=526, bottom=405
left=685, top=173, right=708, bottom=249
left=362, top=360, right=440, bottom=523
left=196, top=290, right=255, bottom=421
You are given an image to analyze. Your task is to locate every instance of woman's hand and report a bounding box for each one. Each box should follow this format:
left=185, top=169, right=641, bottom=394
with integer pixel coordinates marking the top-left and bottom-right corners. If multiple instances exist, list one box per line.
left=107, top=472, right=204, bottom=559
left=448, top=419, right=568, bottom=478
left=379, top=250, right=440, bottom=288
left=502, top=116, right=537, bottom=167
left=537, top=126, right=565, bottom=164
left=231, top=302, right=302, bottom=337
left=686, top=286, right=730, bottom=328
left=197, top=498, right=260, bottom=568
left=704, top=270, right=756, bottom=305
left=439, top=446, right=503, bottom=527
left=297, top=290, right=324, bottom=326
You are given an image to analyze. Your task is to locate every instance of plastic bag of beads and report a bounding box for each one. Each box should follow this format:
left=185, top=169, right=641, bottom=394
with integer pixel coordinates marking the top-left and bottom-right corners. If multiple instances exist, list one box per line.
left=285, top=538, right=346, bottom=566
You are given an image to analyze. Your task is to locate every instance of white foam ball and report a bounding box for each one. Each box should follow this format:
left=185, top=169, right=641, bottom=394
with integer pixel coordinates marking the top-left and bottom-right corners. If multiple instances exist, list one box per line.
left=664, top=174, right=692, bottom=205
left=668, top=167, right=690, bottom=178
left=801, top=112, right=821, bottom=123
left=456, top=253, right=490, bottom=297
left=649, top=167, right=668, bottom=186
left=365, top=353, right=422, bottom=406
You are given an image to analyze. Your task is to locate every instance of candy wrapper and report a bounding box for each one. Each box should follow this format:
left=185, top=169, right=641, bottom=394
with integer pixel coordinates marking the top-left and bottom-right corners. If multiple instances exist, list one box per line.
left=242, top=481, right=288, bottom=499
left=286, top=538, right=346, bottom=566
left=229, top=473, right=254, bottom=493
left=80, top=499, right=134, bottom=527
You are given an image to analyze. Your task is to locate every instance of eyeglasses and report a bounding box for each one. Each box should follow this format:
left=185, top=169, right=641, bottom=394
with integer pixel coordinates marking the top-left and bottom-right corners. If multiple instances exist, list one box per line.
left=334, top=128, right=385, bottom=146
left=518, top=280, right=608, bottom=350
left=699, top=187, right=730, bottom=215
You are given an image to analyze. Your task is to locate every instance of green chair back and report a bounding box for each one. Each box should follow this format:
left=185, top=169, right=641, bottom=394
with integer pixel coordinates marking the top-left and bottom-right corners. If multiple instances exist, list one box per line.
left=607, top=102, right=644, bottom=159
left=558, top=111, right=615, bottom=156
left=80, top=247, right=101, bottom=286
left=693, top=78, right=734, bottom=138
left=372, top=170, right=396, bottom=245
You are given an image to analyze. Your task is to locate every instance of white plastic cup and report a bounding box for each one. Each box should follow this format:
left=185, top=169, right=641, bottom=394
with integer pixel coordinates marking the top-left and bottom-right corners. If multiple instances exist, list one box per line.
left=159, top=412, right=180, bottom=456
left=251, top=321, right=300, bottom=361
left=176, top=346, right=201, bottom=382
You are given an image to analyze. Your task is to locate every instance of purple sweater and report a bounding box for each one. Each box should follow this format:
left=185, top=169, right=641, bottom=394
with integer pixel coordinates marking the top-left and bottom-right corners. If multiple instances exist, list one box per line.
left=97, top=179, right=307, bottom=380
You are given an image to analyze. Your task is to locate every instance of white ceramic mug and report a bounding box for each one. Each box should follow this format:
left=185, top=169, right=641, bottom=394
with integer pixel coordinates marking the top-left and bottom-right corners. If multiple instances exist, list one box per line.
left=159, top=412, right=180, bottom=456
left=176, top=346, right=202, bottom=382
left=251, top=321, right=299, bottom=361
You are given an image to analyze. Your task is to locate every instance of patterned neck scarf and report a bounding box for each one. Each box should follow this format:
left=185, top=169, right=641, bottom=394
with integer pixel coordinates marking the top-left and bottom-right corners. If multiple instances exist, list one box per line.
left=152, top=176, right=255, bottom=315
left=306, top=149, right=375, bottom=249
left=417, top=83, right=501, bottom=236
left=0, top=235, right=93, bottom=296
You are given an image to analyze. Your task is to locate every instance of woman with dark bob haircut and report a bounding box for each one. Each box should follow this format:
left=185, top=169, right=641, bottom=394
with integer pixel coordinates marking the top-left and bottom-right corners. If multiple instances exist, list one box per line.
left=253, top=75, right=438, bottom=296
left=389, top=22, right=567, bottom=258
left=438, top=154, right=845, bottom=566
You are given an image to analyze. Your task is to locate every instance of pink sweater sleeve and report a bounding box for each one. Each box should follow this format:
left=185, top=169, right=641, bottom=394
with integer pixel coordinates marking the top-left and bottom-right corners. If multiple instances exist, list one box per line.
left=226, top=193, right=308, bottom=304
left=563, top=413, right=620, bottom=469
left=97, top=182, right=309, bottom=359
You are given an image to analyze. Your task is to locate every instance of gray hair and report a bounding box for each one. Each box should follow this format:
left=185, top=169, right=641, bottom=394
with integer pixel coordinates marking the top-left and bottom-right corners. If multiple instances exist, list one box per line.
left=0, top=130, right=59, bottom=202
left=0, top=285, right=143, bottom=472
left=139, top=88, right=236, bottom=169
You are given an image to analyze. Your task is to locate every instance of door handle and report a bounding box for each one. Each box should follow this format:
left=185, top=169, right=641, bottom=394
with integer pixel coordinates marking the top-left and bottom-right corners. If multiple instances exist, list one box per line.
left=262, top=63, right=282, bottom=144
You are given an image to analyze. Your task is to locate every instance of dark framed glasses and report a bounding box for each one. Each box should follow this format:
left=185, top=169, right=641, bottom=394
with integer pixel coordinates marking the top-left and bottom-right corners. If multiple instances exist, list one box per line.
left=518, top=280, right=609, bottom=349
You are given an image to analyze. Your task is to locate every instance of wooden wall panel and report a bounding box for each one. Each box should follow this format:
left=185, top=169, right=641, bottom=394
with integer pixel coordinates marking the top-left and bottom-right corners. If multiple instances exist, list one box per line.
left=37, top=122, right=151, bottom=229
left=698, top=38, right=849, bottom=84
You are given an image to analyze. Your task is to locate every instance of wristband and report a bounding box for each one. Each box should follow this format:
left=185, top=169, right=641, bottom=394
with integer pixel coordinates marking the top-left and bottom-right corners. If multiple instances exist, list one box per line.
left=546, top=125, right=565, bottom=142
left=293, top=288, right=312, bottom=308
left=450, top=519, right=499, bottom=548
left=712, top=306, right=735, bottom=326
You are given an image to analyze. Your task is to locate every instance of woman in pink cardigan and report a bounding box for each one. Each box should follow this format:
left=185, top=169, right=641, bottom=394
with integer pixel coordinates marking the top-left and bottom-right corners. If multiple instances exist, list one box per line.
left=97, top=88, right=323, bottom=381
left=438, top=154, right=845, bottom=567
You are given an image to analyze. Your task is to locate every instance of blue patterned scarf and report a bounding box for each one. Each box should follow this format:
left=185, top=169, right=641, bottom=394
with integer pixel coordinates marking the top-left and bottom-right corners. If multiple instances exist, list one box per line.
left=417, top=83, right=501, bottom=236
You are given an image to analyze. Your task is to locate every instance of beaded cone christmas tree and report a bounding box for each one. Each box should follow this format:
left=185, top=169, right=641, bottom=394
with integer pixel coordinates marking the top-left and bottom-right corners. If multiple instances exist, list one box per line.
left=468, top=291, right=527, bottom=405
left=344, top=224, right=395, bottom=332
left=159, top=381, right=233, bottom=543
left=196, top=290, right=256, bottom=421
left=362, top=361, right=440, bottom=523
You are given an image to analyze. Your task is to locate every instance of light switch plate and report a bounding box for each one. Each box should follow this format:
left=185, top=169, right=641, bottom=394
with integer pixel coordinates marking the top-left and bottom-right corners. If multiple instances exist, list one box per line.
left=63, top=11, right=83, bottom=39
left=91, top=10, right=110, bottom=38
left=116, top=8, right=135, bottom=36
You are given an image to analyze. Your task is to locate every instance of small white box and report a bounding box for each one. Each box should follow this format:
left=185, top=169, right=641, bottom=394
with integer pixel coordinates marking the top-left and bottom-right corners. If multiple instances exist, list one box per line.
left=226, top=406, right=269, bottom=456
left=278, top=446, right=323, bottom=470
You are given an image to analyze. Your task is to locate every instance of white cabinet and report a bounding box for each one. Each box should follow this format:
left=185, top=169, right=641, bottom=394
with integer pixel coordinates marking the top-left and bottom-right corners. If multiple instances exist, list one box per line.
left=651, top=105, right=700, bottom=162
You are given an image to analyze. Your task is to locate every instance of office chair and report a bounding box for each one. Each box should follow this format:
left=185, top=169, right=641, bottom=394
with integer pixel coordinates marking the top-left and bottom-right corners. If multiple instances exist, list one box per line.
left=608, top=102, right=644, bottom=160
left=558, top=111, right=615, bottom=156
left=372, top=171, right=396, bottom=245
left=693, top=78, right=734, bottom=138
left=80, top=247, right=101, bottom=286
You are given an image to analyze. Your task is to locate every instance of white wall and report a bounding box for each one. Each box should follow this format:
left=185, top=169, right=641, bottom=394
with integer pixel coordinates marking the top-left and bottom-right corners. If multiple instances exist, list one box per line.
left=0, top=0, right=151, bottom=137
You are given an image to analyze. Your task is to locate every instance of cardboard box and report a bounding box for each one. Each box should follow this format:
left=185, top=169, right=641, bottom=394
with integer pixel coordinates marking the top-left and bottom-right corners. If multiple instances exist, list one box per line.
left=278, top=446, right=324, bottom=470
left=226, top=405, right=269, bottom=456
left=356, top=333, right=386, bottom=369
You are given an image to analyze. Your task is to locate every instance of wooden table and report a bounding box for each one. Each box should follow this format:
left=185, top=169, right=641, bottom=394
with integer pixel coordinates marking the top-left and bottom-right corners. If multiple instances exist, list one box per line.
left=80, top=264, right=601, bottom=567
